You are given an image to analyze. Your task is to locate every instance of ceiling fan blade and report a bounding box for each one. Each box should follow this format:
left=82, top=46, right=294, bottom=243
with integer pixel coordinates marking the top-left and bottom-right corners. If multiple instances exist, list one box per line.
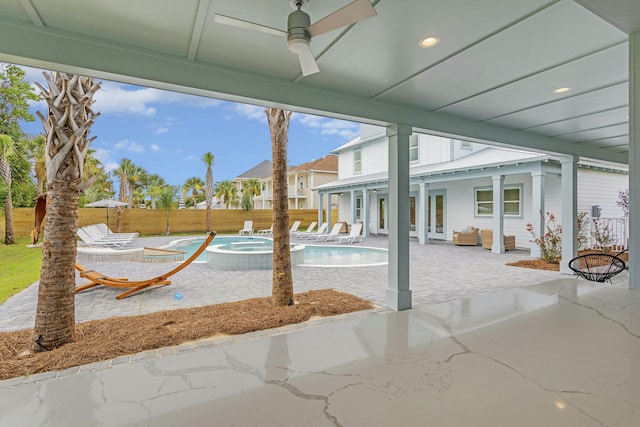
left=213, top=13, right=287, bottom=37
left=307, top=0, right=377, bottom=37
left=295, top=43, right=320, bottom=76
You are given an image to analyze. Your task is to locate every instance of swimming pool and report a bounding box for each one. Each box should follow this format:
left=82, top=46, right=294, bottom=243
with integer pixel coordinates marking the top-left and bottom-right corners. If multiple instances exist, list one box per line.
left=163, top=235, right=388, bottom=269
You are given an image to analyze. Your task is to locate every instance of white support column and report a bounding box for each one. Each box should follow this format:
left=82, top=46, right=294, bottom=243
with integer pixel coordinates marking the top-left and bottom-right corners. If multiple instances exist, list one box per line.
left=327, top=193, right=333, bottom=230
left=317, top=192, right=324, bottom=226
left=560, top=155, right=578, bottom=274
left=294, top=174, right=299, bottom=209
left=362, top=188, right=370, bottom=237
left=350, top=190, right=357, bottom=224
left=630, top=31, right=640, bottom=289
left=530, top=169, right=546, bottom=258
left=385, top=124, right=412, bottom=311
left=418, top=180, right=429, bottom=245
left=492, top=175, right=505, bottom=254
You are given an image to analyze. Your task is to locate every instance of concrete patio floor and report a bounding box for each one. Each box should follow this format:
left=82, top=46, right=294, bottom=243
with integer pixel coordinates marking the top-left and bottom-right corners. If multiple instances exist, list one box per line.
left=1, top=236, right=636, bottom=426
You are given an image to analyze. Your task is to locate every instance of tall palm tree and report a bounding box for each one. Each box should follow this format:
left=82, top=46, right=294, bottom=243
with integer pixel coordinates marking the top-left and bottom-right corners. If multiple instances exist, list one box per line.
left=0, top=134, right=17, bottom=244
left=202, top=152, right=215, bottom=231
left=26, top=134, right=46, bottom=195
left=114, top=158, right=133, bottom=232
left=183, top=176, right=204, bottom=208
left=32, top=72, right=101, bottom=351
left=128, top=165, right=147, bottom=207
left=266, top=108, right=294, bottom=306
left=214, top=179, right=238, bottom=209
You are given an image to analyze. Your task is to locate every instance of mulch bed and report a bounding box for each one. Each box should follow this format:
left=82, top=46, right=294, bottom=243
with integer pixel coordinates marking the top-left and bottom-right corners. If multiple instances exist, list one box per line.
left=506, top=249, right=628, bottom=271
left=0, top=289, right=374, bottom=381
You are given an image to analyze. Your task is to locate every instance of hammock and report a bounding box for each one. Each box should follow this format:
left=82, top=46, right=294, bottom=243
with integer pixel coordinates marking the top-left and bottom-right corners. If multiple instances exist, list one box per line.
left=77, top=246, right=186, bottom=263
left=75, top=231, right=216, bottom=300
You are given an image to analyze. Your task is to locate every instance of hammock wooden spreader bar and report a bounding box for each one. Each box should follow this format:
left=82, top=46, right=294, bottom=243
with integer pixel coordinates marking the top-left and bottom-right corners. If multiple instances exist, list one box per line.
left=75, top=231, right=216, bottom=300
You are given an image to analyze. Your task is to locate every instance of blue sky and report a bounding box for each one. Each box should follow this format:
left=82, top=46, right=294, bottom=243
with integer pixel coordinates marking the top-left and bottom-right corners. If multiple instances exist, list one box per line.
left=18, top=65, right=360, bottom=187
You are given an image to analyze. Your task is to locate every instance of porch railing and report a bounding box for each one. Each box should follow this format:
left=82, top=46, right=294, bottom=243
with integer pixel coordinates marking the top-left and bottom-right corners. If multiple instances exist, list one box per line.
left=584, top=217, right=628, bottom=251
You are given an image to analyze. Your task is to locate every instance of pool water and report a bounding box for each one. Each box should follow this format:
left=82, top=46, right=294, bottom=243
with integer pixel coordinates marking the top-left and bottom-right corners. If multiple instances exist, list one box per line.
left=164, top=235, right=388, bottom=267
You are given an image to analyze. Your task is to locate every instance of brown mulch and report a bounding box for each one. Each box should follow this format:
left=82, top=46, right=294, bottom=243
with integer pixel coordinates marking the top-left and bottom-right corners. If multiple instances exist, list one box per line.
left=0, top=289, right=374, bottom=381
left=506, top=249, right=628, bottom=271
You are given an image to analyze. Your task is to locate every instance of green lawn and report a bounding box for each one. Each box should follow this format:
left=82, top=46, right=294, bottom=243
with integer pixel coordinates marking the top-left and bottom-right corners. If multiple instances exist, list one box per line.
left=0, top=238, right=42, bottom=304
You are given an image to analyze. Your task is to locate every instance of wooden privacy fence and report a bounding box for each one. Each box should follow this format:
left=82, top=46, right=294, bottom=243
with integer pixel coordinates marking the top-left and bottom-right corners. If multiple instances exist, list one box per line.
left=2, top=208, right=337, bottom=238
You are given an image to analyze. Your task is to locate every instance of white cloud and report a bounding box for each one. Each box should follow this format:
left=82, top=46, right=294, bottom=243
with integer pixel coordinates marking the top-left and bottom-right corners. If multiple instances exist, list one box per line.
left=154, top=127, right=169, bottom=135
left=183, top=155, right=196, bottom=161
left=232, top=104, right=267, bottom=122
left=294, top=113, right=359, bottom=140
left=114, top=139, right=145, bottom=153
left=150, top=144, right=162, bottom=152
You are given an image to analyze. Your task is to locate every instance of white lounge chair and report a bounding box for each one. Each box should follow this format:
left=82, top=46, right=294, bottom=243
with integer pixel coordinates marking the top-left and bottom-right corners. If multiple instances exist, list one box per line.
left=239, top=220, right=254, bottom=235
left=80, top=226, right=135, bottom=244
left=257, top=224, right=273, bottom=235
left=298, top=222, right=327, bottom=239
left=291, top=221, right=317, bottom=238
left=335, top=223, right=363, bottom=244
left=310, top=223, right=343, bottom=242
left=77, top=228, right=132, bottom=248
left=90, top=223, right=139, bottom=239
left=289, top=220, right=301, bottom=233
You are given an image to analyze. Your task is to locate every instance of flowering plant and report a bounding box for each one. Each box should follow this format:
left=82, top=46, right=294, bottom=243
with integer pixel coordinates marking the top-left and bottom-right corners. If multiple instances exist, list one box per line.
left=526, top=211, right=562, bottom=264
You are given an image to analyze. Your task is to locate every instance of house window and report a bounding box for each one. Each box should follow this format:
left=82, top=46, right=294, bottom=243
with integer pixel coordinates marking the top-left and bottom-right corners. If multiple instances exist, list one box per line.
left=409, top=134, right=419, bottom=162
left=353, top=149, right=362, bottom=174
left=475, top=186, right=522, bottom=216
left=355, top=197, right=362, bottom=220
left=460, top=140, right=472, bottom=150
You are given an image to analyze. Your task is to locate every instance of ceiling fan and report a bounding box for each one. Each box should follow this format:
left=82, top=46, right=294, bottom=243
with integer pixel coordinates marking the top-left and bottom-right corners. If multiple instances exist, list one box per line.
left=213, top=0, right=377, bottom=77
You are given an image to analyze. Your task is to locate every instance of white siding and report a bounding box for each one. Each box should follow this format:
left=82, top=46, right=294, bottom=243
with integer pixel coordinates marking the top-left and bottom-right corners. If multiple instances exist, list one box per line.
left=578, top=169, right=627, bottom=217
left=418, top=134, right=450, bottom=165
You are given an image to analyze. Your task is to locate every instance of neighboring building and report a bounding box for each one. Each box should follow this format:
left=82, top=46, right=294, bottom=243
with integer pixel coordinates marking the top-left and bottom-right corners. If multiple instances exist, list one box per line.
left=233, top=159, right=273, bottom=195
left=316, top=125, right=628, bottom=253
left=253, top=155, right=339, bottom=210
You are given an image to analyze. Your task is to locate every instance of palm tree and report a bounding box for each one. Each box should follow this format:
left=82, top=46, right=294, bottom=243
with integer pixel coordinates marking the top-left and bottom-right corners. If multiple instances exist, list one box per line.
left=145, top=174, right=166, bottom=209
left=0, top=134, right=17, bottom=244
left=183, top=176, right=204, bottom=208
left=157, top=185, right=178, bottom=235
left=266, top=108, right=294, bottom=306
left=214, top=179, right=238, bottom=209
left=128, top=165, right=147, bottom=207
left=32, top=72, right=101, bottom=351
left=202, top=152, right=215, bottom=231
left=26, top=134, right=46, bottom=195
left=114, top=158, right=133, bottom=232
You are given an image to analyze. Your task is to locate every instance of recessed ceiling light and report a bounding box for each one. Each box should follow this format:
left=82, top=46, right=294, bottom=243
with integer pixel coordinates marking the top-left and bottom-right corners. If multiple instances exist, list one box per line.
left=553, top=87, right=570, bottom=94
left=419, top=35, right=440, bottom=48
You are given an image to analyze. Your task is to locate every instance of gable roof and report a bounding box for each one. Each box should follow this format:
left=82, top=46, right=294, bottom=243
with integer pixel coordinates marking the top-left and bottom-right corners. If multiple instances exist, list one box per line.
left=235, top=160, right=272, bottom=180
left=291, top=155, right=338, bottom=173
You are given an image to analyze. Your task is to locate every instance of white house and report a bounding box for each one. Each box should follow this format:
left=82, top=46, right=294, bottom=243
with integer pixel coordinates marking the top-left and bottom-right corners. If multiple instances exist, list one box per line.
left=316, top=125, right=628, bottom=255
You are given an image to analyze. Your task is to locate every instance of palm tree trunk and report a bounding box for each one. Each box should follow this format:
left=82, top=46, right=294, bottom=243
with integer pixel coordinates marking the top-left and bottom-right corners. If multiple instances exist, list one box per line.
left=4, top=191, right=15, bottom=244
left=32, top=182, right=78, bottom=349
left=267, top=108, right=293, bottom=306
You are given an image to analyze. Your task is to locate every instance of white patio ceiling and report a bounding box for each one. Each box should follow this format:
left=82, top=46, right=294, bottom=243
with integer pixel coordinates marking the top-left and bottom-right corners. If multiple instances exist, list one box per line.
left=0, top=0, right=637, bottom=164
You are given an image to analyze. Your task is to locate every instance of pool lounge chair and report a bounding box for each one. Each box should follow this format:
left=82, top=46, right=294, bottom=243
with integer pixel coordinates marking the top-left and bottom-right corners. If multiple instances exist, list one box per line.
left=291, top=221, right=317, bottom=238
left=77, top=228, right=133, bottom=249
left=335, top=223, right=363, bottom=244
left=257, top=224, right=273, bottom=235
left=90, top=223, right=139, bottom=239
left=298, top=222, right=328, bottom=240
left=289, top=220, right=301, bottom=233
left=310, top=223, right=343, bottom=242
left=239, top=220, right=254, bottom=235
left=75, top=231, right=216, bottom=299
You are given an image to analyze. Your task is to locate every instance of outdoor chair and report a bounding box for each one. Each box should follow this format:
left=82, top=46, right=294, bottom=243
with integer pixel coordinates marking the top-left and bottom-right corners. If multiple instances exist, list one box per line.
left=239, top=220, right=254, bottom=235
left=298, top=222, right=327, bottom=239
left=91, top=223, right=139, bottom=239
left=452, top=227, right=478, bottom=246
left=75, top=231, right=216, bottom=299
left=568, top=253, right=626, bottom=283
left=310, top=222, right=343, bottom=242
left=291, top=221, right=317, bottom=238
left=335, top=223, right=363, bottom=244
left=289, top=220, right=301, bottom=233
left=77, top=228, right=133, bottom=249
left=480, top=229, right=515, bottom=251
left=257, top=224, right=273, bottom=235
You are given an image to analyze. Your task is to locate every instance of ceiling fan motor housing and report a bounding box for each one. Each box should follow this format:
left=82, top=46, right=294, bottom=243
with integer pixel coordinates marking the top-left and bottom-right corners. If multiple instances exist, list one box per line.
left=287, top=8, right=311, bottom=51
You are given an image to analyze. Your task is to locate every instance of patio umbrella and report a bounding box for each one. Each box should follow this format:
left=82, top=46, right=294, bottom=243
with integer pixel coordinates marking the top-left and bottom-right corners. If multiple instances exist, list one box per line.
left=84, top=199, right=129, bottom=234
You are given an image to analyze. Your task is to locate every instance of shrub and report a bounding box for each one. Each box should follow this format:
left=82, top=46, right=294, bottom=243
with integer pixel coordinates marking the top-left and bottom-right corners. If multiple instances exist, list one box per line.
left=526, top=211, right=562, bottom=264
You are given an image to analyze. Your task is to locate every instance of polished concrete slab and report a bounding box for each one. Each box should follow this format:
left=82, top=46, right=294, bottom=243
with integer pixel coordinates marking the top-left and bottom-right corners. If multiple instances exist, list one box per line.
left=1, top=278, right=638, bottom=427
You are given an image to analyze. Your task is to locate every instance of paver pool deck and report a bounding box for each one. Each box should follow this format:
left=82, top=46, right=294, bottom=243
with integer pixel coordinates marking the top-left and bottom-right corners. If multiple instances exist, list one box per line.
left=2, top=234, right=623, bottom=332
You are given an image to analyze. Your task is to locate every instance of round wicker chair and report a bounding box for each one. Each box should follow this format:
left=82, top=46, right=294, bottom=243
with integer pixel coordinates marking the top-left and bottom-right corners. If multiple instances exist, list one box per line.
left=568, top=253, right=626, bottom=283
